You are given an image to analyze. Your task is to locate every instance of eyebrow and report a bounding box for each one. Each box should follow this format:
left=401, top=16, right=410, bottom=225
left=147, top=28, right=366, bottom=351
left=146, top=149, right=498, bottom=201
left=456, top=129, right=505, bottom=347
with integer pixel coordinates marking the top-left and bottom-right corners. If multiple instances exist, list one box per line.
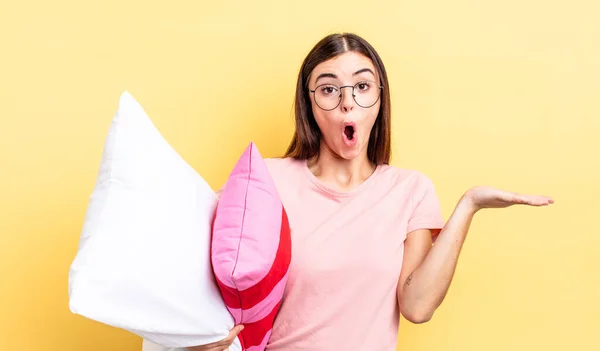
left=314, top=68, right=376, bottom=84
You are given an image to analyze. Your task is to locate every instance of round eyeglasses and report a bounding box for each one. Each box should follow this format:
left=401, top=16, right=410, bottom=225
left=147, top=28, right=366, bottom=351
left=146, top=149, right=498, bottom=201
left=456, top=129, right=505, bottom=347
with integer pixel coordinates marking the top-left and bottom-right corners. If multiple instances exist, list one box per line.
left=309, top=80, right=383, bottom=111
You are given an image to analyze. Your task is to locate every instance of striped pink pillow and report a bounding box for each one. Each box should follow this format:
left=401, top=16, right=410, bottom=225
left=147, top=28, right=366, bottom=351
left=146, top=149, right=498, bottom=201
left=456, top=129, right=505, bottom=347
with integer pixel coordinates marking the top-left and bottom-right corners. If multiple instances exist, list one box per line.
left=211, top=142, right=291, bottom=351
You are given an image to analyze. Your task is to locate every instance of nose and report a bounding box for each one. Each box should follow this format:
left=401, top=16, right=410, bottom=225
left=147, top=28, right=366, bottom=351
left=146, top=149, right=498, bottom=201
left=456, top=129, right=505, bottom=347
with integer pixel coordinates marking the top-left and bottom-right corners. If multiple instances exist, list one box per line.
left=339, top=86, right=355, bottom=113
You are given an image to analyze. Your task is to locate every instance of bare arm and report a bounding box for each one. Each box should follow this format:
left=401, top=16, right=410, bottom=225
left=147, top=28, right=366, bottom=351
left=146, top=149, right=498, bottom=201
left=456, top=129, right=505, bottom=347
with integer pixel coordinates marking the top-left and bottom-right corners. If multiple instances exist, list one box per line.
left=397, top=186, right=553, bottom=324
left=397, top=197, right=474, bottom=323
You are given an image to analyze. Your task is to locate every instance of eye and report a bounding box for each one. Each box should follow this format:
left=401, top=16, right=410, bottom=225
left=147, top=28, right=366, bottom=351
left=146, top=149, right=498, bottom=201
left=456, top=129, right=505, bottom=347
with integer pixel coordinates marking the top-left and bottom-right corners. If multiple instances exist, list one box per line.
left=319, top=85, right=338, bottom=95
left=356, top=81, right=372, bottom=91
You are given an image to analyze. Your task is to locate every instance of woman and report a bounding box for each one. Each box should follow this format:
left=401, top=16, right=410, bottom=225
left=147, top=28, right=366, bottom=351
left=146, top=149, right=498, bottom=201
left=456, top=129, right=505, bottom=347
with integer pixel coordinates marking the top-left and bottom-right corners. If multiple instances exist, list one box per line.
left=188, top=32, right=553, bottom=351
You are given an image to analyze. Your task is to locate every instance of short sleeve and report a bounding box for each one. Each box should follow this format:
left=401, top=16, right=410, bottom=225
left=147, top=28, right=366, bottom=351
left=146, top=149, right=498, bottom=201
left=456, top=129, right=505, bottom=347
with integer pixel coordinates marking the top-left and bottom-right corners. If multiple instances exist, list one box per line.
left=407, top=173, right=446, bottom=238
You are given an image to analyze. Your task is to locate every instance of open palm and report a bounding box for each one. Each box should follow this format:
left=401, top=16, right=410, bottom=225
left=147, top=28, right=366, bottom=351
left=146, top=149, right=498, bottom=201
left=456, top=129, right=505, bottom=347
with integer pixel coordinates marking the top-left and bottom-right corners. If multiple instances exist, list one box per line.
left=465, top=186, right=554, bottom=210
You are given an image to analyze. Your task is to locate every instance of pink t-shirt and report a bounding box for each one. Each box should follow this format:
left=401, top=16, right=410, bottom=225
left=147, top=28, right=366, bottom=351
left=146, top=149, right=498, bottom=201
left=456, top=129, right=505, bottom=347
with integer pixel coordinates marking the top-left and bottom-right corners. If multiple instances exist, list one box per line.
left=237, top=157, right=444, bottom=351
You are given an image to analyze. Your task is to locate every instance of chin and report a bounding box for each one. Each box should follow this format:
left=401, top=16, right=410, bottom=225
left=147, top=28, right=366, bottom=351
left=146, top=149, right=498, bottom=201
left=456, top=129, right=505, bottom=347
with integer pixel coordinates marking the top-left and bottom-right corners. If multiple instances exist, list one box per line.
left=337, top=146, right=363, bottom=160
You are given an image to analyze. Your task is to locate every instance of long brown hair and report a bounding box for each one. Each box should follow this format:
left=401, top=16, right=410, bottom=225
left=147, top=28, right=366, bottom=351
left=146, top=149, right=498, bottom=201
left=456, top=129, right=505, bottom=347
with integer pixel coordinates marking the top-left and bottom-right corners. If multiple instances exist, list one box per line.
left=284, top=33, right=392, bottom=165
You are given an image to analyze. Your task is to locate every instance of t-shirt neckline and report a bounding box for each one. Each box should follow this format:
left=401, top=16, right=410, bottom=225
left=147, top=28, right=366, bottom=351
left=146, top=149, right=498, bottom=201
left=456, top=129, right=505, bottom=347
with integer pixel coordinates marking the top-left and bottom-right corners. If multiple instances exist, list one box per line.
left=301, top=159, right=383, bottom=198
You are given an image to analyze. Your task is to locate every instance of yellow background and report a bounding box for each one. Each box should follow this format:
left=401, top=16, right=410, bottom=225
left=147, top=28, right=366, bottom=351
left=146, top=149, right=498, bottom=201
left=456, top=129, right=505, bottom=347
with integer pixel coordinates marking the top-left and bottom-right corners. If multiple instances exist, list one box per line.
left=1, top=0, right=598, bottom=350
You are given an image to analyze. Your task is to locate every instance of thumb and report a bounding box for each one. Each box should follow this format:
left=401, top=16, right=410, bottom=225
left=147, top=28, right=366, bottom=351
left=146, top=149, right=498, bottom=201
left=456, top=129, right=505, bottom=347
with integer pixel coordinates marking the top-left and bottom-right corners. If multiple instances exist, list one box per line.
left=227, top=324, right=244, bottom=339
left=233, top=324, right=245, bottom=336
left=221, top=325, right=244, bottom=348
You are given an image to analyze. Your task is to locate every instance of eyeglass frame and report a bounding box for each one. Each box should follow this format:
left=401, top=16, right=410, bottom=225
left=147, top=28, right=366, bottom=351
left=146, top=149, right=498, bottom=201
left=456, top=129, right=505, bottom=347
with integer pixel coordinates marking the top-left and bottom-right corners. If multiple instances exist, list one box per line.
left=309, top=81, right=384, bottom=111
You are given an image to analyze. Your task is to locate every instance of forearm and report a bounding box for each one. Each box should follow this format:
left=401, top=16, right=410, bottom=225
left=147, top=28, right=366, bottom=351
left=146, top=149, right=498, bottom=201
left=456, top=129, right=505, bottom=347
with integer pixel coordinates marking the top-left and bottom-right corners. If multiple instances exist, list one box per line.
left=399, top=195, right=477, bottom=322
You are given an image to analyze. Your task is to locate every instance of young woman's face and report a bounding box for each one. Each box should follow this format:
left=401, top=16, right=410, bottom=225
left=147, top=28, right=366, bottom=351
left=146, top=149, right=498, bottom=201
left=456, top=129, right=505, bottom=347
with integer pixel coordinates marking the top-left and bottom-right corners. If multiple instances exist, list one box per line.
left=308, top=51, right=381, bottom=160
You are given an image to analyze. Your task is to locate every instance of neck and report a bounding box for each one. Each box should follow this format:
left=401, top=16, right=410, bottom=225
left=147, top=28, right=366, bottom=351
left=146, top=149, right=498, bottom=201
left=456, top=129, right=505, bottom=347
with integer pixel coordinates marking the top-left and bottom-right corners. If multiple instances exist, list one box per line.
left=307, top=144, right=376, bottom=193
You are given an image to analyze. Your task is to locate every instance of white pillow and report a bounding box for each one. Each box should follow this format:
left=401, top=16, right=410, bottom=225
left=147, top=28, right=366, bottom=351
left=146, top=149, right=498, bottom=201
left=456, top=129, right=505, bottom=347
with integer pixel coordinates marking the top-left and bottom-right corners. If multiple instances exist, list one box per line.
left=142, top=339, right=186, bottom=351
left=68, top=91, right=241, bottom=350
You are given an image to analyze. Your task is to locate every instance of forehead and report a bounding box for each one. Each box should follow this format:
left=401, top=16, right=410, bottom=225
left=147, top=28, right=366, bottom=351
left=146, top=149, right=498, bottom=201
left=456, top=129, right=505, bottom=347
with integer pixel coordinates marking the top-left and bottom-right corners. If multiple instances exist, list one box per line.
left=310, top=51, right=378, bottom=82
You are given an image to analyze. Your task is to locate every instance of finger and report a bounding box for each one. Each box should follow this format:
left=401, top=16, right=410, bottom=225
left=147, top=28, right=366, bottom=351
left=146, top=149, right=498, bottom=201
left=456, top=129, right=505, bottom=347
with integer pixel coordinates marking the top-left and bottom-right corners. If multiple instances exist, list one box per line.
left=519, top=195, right=554, bottom=206
left=503, top=192, right=529, bottom=205
left=232, top=324, right=245, bottom=336
left=224, top=325, right=245, bottom=343
left=203, top=325, right=244, bottom=349
left=521, top=196, right=540, bottom=205
left=532, top=195, right=554, bottom=206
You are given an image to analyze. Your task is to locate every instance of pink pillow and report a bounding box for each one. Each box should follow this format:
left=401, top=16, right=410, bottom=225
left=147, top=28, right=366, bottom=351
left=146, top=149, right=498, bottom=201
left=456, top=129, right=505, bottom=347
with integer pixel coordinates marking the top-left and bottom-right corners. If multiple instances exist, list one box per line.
left=211, top=142, right=291, bottom=351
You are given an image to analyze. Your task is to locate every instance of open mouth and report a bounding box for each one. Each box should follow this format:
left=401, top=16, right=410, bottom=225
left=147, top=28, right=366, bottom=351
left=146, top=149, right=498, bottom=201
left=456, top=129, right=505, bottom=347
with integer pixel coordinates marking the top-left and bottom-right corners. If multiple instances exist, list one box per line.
left=342, top=123, right=357, bottom=146
left=344, top=125, right=355, bottom=140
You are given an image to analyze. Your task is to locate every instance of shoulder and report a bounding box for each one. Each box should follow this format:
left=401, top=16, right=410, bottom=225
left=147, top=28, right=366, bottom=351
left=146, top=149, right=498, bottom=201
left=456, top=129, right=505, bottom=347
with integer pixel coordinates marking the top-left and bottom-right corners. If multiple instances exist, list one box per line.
left=263, top=157, right=304, bottom=176
left=376, top=165, right=440, bottom=206
left=215, top=157, right=303, bottom=197
left=378, top=164, right=437, bottom=190
left=263, top=156, right=300, bottom=166
left=262, top=157, right=306, bottom=199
